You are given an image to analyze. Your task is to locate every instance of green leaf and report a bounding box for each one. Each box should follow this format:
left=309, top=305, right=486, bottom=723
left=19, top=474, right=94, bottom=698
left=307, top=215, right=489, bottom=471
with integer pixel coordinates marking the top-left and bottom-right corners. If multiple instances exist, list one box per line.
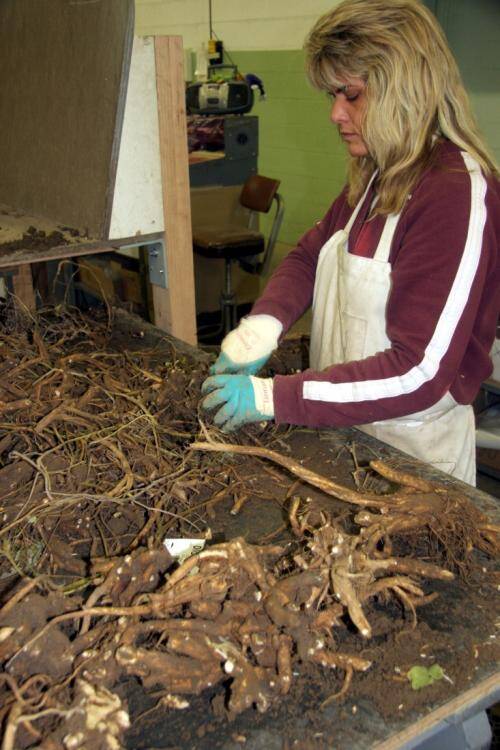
left=407, top=664, right=445, bottom=690
left=407, top=666, right=433, bottom=690
left=428, top=664, right=445, bottom=681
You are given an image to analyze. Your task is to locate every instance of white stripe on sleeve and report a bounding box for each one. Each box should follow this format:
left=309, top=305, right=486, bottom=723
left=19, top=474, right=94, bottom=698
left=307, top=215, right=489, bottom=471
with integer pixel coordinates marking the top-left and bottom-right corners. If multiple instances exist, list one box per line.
left=303, top=151, right=487, bottom=404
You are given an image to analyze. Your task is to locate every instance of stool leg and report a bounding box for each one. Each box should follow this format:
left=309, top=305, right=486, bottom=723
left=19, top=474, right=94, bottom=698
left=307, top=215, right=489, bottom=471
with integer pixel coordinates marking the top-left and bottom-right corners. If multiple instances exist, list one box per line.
left=231, top=298, right=238, bottom=330
left=221, top=259, right=236, bottom=335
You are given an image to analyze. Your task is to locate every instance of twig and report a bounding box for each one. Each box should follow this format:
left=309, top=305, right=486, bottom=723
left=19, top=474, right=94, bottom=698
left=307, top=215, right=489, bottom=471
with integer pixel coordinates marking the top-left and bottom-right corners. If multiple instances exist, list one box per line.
left=0, top=579, right=41, bottom=616
left=190, top=441, right=389, bottom=508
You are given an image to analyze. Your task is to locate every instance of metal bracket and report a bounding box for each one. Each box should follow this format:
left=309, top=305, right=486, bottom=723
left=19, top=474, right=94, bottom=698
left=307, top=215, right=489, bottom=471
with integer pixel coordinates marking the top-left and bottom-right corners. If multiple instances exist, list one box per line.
left=146, top=241, right=167, bottom=288
left=116, top=239, right=168, bottom=288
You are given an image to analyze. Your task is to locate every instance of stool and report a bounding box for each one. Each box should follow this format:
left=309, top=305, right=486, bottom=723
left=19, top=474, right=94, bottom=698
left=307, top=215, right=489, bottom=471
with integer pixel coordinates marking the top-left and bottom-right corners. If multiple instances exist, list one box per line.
left=193, top=174, right=284, bottom=338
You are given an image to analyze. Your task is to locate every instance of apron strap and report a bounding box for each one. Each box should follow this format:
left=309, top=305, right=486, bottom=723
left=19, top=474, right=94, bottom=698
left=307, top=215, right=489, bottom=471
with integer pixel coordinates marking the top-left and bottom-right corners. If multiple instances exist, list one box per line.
left=344, top=172, right=378, bottom=235
left=373, top=212, right=401, bottom=262
left=342, top=173, right=401, bottom=263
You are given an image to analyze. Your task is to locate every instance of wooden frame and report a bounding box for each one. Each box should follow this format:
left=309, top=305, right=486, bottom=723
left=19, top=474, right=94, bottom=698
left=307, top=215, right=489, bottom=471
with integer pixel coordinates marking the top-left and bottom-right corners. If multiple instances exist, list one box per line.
left=153, top=36, right=196, bottom=344
left=0, top=27, right=196, bottom=344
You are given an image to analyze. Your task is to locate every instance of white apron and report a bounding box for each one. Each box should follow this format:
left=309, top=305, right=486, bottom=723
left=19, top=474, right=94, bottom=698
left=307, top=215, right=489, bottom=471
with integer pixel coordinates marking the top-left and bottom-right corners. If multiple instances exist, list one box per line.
left=309, top=178, right=476, bottom=485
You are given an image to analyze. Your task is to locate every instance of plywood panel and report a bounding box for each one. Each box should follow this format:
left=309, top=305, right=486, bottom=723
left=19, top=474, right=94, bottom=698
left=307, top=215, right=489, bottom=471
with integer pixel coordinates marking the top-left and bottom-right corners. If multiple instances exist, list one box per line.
left=0, top=0, right=134, bottom=238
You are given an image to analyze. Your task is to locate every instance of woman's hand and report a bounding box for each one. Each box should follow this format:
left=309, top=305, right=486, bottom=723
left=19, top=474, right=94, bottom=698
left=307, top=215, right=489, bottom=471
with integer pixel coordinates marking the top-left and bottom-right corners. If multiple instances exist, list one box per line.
left=210, top=315, right=282, bottom=375
left=201, top=374, right=274, bottom=432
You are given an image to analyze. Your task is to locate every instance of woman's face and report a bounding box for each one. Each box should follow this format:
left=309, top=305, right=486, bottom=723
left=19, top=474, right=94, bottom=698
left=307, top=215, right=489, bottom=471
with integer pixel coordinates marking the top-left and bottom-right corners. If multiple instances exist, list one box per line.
left=329, top=77, right=369, bottom=157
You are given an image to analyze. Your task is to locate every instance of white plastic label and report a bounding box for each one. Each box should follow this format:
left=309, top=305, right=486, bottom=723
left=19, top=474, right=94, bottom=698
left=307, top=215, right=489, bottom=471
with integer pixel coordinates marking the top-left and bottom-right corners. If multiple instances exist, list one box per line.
left=163, top=537, right=206, bottom=563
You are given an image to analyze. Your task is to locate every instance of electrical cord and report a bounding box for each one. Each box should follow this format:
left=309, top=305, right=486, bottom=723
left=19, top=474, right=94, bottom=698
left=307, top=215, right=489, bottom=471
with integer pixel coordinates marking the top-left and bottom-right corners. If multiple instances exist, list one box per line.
left=206, top=0, right=264, bottom=97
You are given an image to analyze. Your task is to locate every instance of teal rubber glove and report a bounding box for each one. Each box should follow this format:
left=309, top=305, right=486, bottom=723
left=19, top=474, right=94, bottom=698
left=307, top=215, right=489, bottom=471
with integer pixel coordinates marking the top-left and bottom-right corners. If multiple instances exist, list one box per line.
left=201, top=374, right=274, bottom=432
left=210, top=351, right=269, bottom=376
left=210, top=315, right=283, bottom=375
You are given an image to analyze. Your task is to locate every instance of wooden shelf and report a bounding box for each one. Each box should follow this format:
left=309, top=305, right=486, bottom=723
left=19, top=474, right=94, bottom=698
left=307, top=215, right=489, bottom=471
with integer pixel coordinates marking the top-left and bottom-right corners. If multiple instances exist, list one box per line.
left=188, top=150, right=225, bottom=165
left=0, top=203, right=113, bottom=267
left=0, top=204, right=167, bottom=269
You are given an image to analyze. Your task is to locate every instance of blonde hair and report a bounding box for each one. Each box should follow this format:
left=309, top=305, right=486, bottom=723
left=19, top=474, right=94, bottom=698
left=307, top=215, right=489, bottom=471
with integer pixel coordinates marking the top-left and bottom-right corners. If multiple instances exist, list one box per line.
left=305, top=0, right=498, bottom=214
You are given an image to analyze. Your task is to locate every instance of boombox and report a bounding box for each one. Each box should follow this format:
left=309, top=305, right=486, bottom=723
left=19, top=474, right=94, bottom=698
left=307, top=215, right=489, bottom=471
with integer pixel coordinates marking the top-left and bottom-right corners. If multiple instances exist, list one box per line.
left=186, top=79, right=254, bottom=116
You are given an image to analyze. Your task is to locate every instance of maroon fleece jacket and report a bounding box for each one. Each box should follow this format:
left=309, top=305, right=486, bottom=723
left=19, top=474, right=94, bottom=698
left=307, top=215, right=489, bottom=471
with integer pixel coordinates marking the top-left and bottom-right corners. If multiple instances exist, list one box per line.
left=251, top=140, right=500, bottom=428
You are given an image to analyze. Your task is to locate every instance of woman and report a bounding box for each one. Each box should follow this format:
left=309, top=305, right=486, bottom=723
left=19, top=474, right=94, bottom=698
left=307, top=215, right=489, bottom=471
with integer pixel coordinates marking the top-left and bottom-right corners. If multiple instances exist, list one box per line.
left=202, top=0, right=500, bottom=486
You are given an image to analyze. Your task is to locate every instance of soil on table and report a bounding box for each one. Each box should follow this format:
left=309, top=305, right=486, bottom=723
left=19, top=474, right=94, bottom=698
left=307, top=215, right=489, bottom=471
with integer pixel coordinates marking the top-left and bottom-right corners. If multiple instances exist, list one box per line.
left=0, top=224, right=85, bottom=254
left=122, top=430, right=499, bottom=750
left=0, top=304, right=498, bottom=750
left=124, top=586, right=499, bottom=750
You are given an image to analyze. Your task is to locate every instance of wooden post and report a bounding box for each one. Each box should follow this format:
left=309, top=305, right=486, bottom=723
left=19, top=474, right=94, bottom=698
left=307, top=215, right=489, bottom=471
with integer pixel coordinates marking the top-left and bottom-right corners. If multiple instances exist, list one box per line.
left=154, top=36, right=197, bottom=345
left=12, top=263, right=36, bottom=310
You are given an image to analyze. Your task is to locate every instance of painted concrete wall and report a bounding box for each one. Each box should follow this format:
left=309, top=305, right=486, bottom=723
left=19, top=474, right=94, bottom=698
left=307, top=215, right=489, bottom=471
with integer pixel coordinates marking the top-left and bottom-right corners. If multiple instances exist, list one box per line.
left=231, top=50, right=346, bottom=247
left=135, top=0, right=339, bottom=50
left=136, top=0, right=347, bottom=262
left=434, top=0, right=500, bottom=164
left=135, top=0, right=500, bottom=290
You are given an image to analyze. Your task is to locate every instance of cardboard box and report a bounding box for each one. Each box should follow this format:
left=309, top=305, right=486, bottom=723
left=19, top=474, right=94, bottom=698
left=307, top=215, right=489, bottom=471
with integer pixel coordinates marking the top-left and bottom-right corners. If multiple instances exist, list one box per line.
left=78, top=258, right=117, bottom=301
left=78, top=256, right=144, bottom=307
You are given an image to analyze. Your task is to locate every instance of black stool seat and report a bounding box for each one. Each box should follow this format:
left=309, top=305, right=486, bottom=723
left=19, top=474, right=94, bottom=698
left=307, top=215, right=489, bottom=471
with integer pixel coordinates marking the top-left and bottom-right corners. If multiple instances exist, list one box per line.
left=193, top=225, right=264, bottom=259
